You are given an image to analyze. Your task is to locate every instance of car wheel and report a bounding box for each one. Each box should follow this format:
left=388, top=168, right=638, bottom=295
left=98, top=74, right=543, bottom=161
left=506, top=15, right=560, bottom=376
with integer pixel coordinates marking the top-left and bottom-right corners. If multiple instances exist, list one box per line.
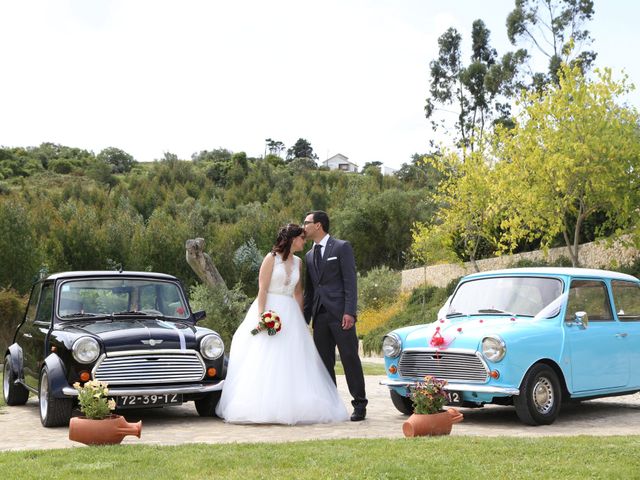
left=514, top=363, right=561, bottom=426
left=3, top=354, right=29, bottom=405
left=39, top=367, right=73, bottom=427
left=195, top=391, right=222, bottom=417
left=390, top=389, right=414, bottom=415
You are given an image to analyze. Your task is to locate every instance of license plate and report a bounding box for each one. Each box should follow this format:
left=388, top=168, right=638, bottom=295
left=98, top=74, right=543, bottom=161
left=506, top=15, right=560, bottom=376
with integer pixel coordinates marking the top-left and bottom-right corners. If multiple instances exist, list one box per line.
left=116, top=393, right=183, bottom=408
left=445, top=391, right=462, bottom=405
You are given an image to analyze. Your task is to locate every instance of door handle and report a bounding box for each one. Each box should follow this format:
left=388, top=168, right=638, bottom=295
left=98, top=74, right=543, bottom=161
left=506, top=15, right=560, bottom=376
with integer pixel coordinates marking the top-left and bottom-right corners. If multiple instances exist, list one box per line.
left=615, top=333, right=628, bottom=338
left=22, top=333, right=32, bottom=338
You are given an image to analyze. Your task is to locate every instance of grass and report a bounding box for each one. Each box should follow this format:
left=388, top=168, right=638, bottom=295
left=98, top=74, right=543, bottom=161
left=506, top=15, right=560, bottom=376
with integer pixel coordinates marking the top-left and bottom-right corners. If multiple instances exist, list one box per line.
left=336, top=361, right=386, bottom=376
left=1, top=436, right=639, bottom=479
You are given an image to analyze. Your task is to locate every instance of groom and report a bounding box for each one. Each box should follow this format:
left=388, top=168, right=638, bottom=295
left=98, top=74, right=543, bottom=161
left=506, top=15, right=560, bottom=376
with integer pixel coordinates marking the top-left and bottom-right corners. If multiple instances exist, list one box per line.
left=303, top=210, right=368, bottom=421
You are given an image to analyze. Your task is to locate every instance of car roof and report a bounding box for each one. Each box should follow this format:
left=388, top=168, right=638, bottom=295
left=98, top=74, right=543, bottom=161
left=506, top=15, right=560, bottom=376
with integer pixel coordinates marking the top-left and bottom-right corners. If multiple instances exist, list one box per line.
left=463, top=267, right=638, bottom=282
left=44, top=271, right=179, bottom=281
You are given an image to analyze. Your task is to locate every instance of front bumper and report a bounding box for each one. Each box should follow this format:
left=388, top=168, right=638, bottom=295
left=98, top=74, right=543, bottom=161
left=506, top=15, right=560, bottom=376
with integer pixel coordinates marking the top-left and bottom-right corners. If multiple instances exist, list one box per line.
left=62, top=380, right=224, bottom=397
left=380, top=379, right=519, bottom=396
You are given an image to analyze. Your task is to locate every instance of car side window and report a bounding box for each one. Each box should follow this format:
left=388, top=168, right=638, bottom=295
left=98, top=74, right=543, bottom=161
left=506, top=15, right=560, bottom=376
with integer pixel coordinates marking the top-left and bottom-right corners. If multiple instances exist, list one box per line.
left=25, top=283, right=42, bottom=325
left=565, top=279, right=613, bottom=322
left=35, top=282, right=54, bottom=324
left=611, top=280, right=640, bottom=322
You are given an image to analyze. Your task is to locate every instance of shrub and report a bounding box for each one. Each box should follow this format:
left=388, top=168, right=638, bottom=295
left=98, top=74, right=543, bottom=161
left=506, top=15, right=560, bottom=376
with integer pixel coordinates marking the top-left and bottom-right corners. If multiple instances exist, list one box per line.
left=189, top=283, right=250, bottom=352
left=509, top=256, right=572, bottom=268
left=361, top=283, right=449, bottom=355
left=358, top=266, right=401, bottom=311
left=357, top=299, right=405, bottom=337
left=0, top=289, right=27, bottom=355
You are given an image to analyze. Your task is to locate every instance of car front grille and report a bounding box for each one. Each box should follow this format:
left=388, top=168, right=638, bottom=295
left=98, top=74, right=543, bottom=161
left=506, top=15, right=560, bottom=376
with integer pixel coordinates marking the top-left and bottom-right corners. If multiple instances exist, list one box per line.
left=93, top=350, right=205, bottom=385
left=398, top=349, right=488, bottom=383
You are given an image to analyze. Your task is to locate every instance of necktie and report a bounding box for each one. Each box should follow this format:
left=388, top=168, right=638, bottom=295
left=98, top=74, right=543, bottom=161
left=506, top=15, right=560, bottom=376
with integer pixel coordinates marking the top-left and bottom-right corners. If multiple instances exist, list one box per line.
left=314, top=244, right=322, bottom=271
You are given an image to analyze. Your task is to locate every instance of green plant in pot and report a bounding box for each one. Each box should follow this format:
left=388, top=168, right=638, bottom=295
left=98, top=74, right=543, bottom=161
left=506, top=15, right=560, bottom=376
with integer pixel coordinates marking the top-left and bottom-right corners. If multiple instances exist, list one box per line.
left=409, top=375, right=449, bottom=414
left=73, top=380, right=116, bottom=419
left=68, top=380, right=142, bottom=445
left=403, top=376, right=463, bottom=437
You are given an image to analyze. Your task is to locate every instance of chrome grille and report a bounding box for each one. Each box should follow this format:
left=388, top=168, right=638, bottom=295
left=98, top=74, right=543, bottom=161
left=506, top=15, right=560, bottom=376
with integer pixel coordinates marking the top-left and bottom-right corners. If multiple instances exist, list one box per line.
left=93, top=350, right=205, bottom=385
left=398, top=349, right=488, bottom=383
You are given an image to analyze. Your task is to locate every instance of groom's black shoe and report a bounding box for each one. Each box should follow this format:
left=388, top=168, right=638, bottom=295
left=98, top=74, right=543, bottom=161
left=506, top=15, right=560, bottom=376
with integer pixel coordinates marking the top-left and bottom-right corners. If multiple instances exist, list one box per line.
left=350, top=407, right=366, bottom=422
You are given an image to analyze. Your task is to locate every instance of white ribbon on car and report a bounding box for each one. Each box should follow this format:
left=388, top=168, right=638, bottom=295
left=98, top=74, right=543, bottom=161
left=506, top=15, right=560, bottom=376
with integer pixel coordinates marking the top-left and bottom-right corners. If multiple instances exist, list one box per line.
left=532, top=292, right=569, bottom=322
left=159, top=320, right=186, bottom=351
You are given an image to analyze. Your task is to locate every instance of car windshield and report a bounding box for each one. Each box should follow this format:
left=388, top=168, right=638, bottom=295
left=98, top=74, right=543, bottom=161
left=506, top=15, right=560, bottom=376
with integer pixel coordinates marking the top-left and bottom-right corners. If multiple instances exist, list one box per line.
left=57, top=278, right=189, bottom=320
left=447, top=276, right=563, bottom=318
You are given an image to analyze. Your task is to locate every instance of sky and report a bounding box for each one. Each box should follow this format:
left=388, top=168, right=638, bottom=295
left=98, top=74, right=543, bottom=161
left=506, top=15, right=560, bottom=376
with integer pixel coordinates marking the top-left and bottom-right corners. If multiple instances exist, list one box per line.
left=1, top=0, right=638, bottom=170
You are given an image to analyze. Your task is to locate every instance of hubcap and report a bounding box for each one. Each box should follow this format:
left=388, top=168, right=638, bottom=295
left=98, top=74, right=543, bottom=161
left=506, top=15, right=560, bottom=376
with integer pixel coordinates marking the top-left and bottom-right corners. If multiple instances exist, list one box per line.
left=532, top=376, right=554, bottom=414
left=3, top=361, right=10, bottom=399
left=40, top=371, right=49, bottom=420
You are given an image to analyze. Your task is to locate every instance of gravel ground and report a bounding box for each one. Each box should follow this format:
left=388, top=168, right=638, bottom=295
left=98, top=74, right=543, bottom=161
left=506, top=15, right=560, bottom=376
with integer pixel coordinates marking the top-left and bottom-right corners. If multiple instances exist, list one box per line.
left=2, top=372, right=640, bottom=451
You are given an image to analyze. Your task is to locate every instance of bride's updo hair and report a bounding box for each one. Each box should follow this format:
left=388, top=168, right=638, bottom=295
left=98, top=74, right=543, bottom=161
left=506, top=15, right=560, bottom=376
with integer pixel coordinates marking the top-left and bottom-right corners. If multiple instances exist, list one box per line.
left=272, top=223, right=304, bottom=261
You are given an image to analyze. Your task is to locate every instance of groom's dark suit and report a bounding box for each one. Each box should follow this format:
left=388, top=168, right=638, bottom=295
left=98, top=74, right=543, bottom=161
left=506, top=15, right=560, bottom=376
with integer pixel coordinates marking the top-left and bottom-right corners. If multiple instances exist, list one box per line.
left=304, top=236, right=367, bottom=411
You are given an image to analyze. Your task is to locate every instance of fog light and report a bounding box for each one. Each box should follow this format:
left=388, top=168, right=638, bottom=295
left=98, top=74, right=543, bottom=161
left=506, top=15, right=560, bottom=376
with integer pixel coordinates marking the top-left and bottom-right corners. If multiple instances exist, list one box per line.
left=79, top=371, right=91, bottom=382
left=489, top=370, right=500, bottom=379
left=388, top=365, right=397, bottom=374
left=207, top=367, right=217, bottom=377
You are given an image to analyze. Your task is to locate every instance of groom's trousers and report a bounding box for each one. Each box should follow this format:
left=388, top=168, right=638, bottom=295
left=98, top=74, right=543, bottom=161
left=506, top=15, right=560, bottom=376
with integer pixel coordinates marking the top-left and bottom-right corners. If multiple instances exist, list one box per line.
left=313, top=307, right=368, bottom=410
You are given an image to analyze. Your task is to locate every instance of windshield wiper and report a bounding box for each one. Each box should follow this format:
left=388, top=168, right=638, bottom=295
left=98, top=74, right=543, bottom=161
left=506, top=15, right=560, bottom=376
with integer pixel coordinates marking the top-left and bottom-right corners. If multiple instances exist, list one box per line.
left=111, top=310, right=165, bottom=318
left=59, top=313, right=112, bottom=320
left=445, top=311, right=466, bottom=318
left=476, top=308, right=516, bottom=315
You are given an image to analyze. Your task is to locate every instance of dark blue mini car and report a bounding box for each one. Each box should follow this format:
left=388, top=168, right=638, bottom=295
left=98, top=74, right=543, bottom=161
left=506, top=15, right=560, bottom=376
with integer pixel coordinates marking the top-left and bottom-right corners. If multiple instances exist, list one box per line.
left=3, top=271, right=225, bottom=427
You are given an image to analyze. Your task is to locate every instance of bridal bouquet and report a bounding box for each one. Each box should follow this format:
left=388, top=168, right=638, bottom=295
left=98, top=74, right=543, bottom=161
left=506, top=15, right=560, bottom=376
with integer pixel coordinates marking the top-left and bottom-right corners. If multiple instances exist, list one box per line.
left=251, top=310, right=282, bottom=336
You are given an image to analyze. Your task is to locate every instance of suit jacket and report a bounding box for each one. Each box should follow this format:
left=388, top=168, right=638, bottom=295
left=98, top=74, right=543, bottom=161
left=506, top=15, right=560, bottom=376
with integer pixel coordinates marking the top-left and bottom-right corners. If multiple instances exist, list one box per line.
left=303, top=236, right=357, bottom=324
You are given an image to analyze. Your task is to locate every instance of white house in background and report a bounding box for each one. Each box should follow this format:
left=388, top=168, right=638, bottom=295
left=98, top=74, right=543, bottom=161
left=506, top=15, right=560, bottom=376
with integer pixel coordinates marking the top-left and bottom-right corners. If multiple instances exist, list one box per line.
left=382, top=165, right=397, bottom=176
left=322, top=153, right=358, bottom=173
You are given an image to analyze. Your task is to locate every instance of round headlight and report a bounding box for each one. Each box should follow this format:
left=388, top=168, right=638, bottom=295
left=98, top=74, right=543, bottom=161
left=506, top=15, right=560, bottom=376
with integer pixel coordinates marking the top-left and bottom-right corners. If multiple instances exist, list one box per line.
left=200, top=334, right=224, bottom=360
left=382, top=333, right=402, bottom=358
left=482, top=335, right=506, bottom=362
left=72, top=337, right=100, bottom=364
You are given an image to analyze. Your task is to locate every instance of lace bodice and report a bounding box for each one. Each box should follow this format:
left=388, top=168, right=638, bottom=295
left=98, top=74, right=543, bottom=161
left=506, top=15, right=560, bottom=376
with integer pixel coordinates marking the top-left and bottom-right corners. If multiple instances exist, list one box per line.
left=268, top=254, right=300, bottom=296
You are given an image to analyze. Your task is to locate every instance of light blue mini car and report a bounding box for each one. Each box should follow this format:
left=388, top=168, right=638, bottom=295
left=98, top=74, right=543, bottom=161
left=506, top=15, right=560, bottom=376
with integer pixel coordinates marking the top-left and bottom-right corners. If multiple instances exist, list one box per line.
left=381, top=267, right=640, bottom=425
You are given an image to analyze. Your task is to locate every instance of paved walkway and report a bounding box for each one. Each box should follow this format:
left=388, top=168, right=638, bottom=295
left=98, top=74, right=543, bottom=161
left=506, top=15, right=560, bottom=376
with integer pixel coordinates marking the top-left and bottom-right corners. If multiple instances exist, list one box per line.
left=2, top=371, right=640, bottom=451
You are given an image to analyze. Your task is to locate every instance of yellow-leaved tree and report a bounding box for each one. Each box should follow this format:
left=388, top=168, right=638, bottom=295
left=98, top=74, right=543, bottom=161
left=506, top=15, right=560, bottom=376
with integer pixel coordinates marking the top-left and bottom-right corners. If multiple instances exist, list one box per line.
left=494, top=64, right=640, bottom=266
left=411, top=144, right=500, bottom=272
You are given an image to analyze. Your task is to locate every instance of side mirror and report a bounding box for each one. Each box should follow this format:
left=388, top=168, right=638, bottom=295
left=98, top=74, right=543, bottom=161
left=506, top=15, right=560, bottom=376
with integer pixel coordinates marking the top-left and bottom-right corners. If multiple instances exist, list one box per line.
left=193, top=310, right=207, bottom=323
left=574, top=311, right=588, bottom=328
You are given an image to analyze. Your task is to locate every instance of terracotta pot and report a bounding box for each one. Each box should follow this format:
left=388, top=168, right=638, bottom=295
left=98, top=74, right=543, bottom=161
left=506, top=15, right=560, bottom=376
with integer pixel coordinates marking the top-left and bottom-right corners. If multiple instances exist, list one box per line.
left=402, top=408, right=464, bottom=437
left=69, top=414, right=142, bottom=445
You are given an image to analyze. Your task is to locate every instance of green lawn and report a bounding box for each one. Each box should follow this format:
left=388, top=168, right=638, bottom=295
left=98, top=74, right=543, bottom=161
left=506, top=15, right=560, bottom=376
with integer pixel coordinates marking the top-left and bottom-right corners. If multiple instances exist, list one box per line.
left=1, top=436, right=639, bottom=479
left=336, top=361, right=386, bottom=376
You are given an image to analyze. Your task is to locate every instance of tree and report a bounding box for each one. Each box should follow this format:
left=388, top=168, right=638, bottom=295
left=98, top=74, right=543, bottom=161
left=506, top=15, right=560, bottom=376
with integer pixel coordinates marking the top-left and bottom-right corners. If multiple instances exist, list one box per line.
left=395, top=153, right=444, bottom=190
left=87, top=160, right=118, bottom=193
left=506, top=0, right=596, bottom=88
left=494, top=64, right=640, bottom=266
left=191, top=148, right=233, bottom=163
left=425, top=21, right=526, bottom=150
left=333, top=189, right=434, bottom=271
left=286, top=138, right=318, bottom=163
left=411, top=146, right=500, bottom=271
left=97, top=147, right=137, bottom=173
left=0, top=200, right=41, bottom=292
left=265, top=138, right=285, bottom=156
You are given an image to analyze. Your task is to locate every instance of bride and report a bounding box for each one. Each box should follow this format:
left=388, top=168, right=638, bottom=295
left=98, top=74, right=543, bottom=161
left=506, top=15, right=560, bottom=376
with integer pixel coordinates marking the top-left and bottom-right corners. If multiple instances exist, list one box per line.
left=216, top=224, right=349, bottom=424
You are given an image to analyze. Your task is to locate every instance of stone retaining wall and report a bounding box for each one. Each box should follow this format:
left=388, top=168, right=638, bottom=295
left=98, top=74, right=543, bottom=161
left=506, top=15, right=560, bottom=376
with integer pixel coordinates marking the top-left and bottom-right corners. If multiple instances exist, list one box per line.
left=401, top=237, right=639, bottom=291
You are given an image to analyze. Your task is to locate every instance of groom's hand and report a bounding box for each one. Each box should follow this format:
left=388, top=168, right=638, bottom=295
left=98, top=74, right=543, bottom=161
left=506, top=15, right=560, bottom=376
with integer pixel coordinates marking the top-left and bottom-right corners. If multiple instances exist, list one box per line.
left=342, top=314, right=355, bottom=330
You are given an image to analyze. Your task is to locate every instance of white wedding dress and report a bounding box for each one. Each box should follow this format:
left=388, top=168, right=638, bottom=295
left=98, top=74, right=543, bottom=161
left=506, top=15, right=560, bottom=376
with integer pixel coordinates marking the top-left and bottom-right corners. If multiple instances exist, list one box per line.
left=215, top=254, right=349, bottom=424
